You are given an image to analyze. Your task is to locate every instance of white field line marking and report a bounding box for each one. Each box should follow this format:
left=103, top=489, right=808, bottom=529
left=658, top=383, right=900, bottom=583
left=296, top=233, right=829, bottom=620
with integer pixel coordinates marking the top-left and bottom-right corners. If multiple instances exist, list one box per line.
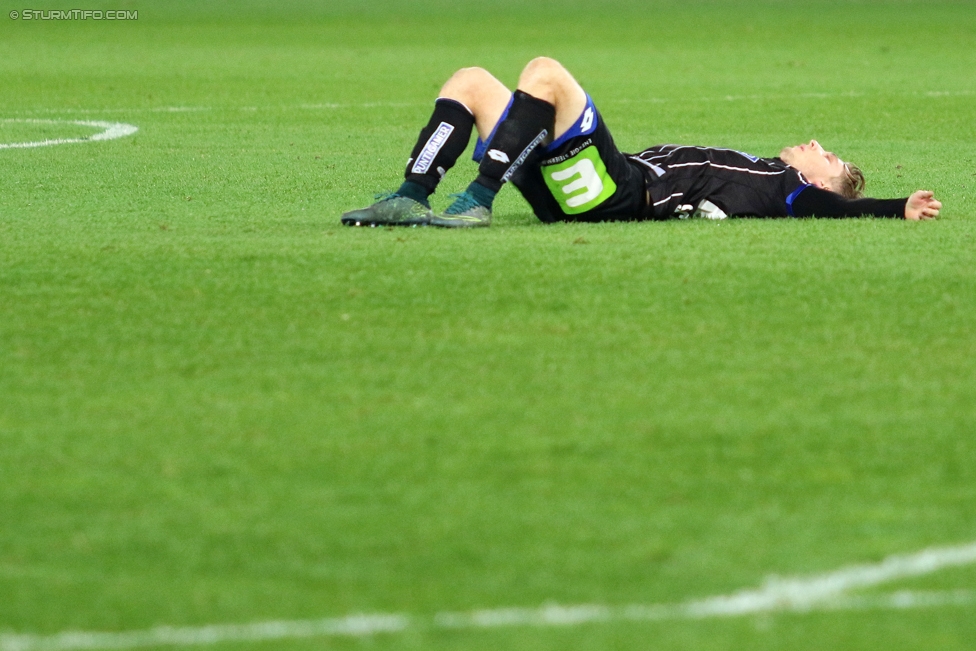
left=821, top=589, right=976, bottom=611
left=5, top=89, right=975, bottom=117
left=0, top=615, right=409, bottom=651
left=4, top=107, right=212, bottom=115
left=436, top=539, right=976, bottom=627
left=679, top=538, right=976, bottom=617
left=0, top=119, right=138, bottom=150
left=606, top=89, right=976, bottom=104
left=433, top=589, right=976, bottom=629
left=2, top=541, right=976, bottom=651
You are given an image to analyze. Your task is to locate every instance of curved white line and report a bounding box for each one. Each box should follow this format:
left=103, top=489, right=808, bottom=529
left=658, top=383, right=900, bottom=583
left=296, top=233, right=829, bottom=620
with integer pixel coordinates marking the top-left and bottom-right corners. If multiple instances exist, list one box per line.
left=1, top=540, right=975, bottom=650
left=0, top=119, right=138, bottom=150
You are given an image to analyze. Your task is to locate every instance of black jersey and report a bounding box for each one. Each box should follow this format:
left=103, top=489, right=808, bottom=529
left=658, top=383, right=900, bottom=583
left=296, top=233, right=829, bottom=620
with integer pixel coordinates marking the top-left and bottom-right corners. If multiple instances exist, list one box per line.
left=628, top=145, right=906, bottom=220
left=629, top=145, right=808, bottom=219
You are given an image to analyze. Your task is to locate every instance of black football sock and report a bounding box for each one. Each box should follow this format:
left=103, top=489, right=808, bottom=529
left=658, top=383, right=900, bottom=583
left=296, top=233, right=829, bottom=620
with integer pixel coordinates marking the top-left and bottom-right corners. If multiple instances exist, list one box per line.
left=403, top=98, right=475, bottom=197
left=475, top=90, right=555, bottom=193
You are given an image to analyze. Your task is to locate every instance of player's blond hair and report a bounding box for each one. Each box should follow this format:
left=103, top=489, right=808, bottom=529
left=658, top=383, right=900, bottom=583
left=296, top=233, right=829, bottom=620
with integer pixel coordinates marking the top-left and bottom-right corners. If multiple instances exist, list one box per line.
left=833, top=162, right=865, bottom=199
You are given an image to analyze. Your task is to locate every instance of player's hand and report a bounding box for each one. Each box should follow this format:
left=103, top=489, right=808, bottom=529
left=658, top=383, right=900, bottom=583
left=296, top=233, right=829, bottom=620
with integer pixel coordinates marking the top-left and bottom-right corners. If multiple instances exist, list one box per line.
left=905, top=191, right=941, bottom=220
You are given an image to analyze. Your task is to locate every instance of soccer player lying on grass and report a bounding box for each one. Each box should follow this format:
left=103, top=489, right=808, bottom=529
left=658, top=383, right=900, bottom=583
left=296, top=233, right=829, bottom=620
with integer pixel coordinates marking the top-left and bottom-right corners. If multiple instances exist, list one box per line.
left=341, top=57, right=942, bottom=227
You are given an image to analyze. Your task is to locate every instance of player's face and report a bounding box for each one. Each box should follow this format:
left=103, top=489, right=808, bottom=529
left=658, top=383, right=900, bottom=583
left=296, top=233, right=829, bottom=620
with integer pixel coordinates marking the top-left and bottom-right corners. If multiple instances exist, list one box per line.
left=779, top=140, right=848, bottom=188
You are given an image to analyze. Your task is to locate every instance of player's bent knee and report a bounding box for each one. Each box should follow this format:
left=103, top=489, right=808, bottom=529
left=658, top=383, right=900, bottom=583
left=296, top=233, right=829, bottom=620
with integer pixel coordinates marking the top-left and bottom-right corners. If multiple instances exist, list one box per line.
left=522, top=56, right=564, bottom=75
left=441, top=67, right=494, bottom=103
left=520, top=57, right=567, bottom=83
left=458, top=66, right=492, bottom=81
left=518, top=57, right=575, bottom=105
left=440, top=68, right=487, bottom=102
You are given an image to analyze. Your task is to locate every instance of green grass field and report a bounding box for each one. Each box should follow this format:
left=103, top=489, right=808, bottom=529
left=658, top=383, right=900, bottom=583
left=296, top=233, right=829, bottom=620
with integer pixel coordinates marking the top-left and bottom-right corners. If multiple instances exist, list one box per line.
left=2, top=1, right=976, bottom=649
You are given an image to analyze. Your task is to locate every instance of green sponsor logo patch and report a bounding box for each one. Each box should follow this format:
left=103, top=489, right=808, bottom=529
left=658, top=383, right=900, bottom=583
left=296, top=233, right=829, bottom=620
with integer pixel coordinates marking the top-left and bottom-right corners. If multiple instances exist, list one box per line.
left=541, top=146, right=617, bottom=215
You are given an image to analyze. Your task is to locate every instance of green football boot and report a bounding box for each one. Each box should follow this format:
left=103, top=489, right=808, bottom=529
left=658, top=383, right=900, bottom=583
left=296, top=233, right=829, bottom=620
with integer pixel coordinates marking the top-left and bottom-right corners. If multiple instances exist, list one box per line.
left=428, top=191, right=492, bottom=228
left=341, top=193, right=434, bottom=227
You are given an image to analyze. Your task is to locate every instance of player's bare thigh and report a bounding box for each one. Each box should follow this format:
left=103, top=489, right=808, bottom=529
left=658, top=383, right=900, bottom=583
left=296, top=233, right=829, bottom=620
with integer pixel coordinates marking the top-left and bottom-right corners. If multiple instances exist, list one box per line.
left=439, top=59, right=588, bottom=143
left=438, top=67, right=512, bottom=141
left=516, top=57, right=588, bottom=140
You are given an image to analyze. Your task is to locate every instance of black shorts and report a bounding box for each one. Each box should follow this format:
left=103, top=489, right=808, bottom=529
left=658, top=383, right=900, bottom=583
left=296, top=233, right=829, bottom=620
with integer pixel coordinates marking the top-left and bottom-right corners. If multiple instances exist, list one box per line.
left=474, top=95, right=648, bottom=223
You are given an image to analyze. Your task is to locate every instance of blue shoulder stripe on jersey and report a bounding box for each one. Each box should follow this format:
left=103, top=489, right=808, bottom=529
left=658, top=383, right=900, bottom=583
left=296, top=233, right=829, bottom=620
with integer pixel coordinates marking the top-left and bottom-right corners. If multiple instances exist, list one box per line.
left=471, top=94, right=599, bottom=163
left=545, top=94, right=598, bottom=152
left=786, top=183, right=812, bottom=217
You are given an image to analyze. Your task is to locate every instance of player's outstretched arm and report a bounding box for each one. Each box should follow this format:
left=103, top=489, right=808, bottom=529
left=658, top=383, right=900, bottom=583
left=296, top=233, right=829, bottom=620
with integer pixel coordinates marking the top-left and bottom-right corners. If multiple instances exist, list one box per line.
left=790, top=186, right=941, bottom=220
left=905, top=190, right=942, bottom=220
